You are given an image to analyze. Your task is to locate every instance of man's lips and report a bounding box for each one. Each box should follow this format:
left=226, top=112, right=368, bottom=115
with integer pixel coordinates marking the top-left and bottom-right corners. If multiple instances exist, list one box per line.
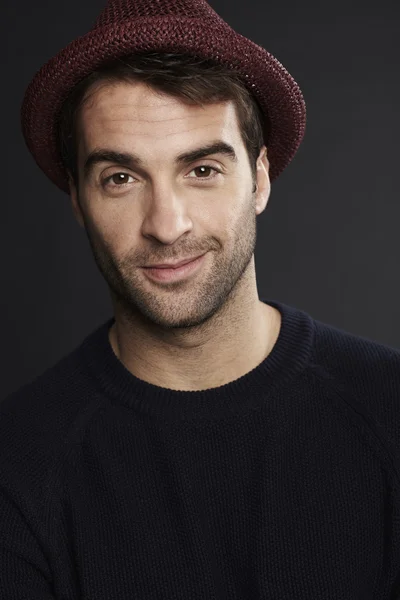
left=143, top=254, right=205, bottom=269
left=141, top=253, right=207, bottom=283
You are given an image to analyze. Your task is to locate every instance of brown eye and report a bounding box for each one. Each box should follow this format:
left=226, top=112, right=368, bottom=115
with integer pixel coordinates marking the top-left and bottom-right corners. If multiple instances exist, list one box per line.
left=112, top=173, right=132, bottom=185
left=102, top=173, right=134, bottom=188
left=194, top=166, right=212, bottom=177
left=188, top=165, right=222, bottom=180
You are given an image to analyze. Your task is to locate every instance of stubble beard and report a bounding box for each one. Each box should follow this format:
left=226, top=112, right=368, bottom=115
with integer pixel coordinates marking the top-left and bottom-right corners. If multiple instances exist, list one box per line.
left=82, top=191, right=257, bottom=332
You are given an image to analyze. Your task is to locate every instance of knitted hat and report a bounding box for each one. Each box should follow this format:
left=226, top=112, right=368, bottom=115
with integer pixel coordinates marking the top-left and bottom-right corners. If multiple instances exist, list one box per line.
left=21, top=0, right=306, bottom=194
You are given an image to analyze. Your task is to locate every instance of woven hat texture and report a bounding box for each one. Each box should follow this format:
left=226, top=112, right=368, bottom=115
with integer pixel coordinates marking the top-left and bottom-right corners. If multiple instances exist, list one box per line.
left=21, top=0, right=306, bottom=194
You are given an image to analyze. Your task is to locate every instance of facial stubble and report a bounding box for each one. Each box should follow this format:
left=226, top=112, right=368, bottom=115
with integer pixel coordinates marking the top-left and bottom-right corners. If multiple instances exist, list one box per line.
left=80, top=189, right=258, bottom=332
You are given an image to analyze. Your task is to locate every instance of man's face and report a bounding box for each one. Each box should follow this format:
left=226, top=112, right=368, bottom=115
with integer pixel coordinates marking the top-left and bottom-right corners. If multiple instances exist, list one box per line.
left=70, top=80, right=270, bottom=330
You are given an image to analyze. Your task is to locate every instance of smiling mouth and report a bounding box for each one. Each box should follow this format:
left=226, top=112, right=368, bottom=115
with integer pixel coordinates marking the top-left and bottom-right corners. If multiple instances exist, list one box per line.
left=141, top=253, right=207, bottom=283
left=143, top=254, right=204, bottom=269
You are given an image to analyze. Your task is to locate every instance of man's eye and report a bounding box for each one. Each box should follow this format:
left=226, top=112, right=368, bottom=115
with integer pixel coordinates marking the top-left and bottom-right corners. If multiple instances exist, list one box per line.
left=188, top=166, right=221, bottom=179
left=102, top=173, right=134, bottom=187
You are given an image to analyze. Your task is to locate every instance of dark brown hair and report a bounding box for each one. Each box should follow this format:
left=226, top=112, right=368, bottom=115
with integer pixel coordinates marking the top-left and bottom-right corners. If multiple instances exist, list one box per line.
left=56, top=51, right=266, bottom=189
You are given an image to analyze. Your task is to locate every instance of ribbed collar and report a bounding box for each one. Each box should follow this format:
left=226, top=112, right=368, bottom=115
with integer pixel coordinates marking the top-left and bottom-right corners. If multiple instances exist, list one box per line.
left=80, top=299, right=315, bottom=421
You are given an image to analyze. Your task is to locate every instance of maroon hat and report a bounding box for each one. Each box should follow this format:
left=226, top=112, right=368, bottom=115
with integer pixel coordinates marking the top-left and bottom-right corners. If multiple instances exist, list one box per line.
left=21, top=0, right=306, bottom=195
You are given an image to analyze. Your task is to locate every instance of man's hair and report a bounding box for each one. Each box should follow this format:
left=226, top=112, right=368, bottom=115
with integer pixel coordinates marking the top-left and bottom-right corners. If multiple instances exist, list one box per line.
left=56, top=51, right=266, bottom=189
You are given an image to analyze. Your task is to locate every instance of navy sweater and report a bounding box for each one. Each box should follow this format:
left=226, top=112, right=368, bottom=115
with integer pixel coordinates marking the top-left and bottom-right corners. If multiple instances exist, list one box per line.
left=1, top=299, right=400, bottom=599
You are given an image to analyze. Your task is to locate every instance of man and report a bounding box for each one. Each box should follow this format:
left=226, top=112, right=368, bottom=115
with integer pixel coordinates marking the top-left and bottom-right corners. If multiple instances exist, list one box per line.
left=69, top=72, right=281, bottom=392
left=1, top=0, right=399, bottom=598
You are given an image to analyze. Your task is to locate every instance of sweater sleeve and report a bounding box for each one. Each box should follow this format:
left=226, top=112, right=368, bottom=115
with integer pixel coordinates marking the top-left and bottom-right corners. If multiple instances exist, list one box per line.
left=0, top=484, right=56, bottom=599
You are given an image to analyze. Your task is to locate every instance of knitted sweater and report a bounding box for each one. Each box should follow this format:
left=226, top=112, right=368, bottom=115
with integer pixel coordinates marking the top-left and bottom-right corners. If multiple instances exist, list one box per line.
left=1, top=299, right=399, bottom=599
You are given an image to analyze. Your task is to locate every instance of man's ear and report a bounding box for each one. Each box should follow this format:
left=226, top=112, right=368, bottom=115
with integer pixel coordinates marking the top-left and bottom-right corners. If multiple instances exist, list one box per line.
left=255, top=146, right=271, bottom=216
left=68, top=172, right=85, bottom=229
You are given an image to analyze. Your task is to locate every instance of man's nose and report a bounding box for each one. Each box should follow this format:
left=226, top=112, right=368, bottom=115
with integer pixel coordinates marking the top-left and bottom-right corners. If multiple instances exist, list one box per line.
left=140, top=182, right=194, bottom=245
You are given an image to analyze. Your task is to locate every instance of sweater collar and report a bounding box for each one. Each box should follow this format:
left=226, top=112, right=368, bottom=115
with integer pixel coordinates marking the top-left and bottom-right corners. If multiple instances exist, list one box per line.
left=81, top=299, right=315, bottom=421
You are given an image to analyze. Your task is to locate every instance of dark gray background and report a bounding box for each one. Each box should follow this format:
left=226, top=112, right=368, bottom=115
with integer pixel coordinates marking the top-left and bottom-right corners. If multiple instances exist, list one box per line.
left=1, top=0, right=399, bottom=400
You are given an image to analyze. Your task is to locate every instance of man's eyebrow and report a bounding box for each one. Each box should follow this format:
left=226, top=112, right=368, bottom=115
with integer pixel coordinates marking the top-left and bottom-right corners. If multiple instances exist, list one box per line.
left=83, top=141, right=238, bottom=179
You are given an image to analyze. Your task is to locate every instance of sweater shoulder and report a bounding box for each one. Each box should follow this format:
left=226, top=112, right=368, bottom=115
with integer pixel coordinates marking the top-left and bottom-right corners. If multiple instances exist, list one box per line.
left=309, top=316, right=400, bottom=485
left=0, top=343, right=105, bottom=503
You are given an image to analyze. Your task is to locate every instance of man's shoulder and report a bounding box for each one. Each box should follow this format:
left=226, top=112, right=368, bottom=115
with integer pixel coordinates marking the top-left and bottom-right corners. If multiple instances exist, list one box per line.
left=0, top=341, right=103, bottom=496
left=309, top=314, right=400, bottom=484
left=1, top=340, right=90, bottom=415
left=311, top=314, right=400, bottom=376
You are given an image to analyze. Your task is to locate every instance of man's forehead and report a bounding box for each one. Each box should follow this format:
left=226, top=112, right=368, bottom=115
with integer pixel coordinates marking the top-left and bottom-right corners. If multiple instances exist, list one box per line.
left=77, top=81, right=242, bottom=163
left=78, top=80, right=239, bottom=133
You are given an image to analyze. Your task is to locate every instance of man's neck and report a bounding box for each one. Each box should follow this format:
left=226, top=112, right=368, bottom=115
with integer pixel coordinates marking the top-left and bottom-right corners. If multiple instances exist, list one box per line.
left=108, top=300, right=281, bottom=392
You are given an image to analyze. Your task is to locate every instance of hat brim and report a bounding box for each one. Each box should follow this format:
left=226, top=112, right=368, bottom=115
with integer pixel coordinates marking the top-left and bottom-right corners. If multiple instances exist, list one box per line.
left=21, top=17, right=306, bottom=194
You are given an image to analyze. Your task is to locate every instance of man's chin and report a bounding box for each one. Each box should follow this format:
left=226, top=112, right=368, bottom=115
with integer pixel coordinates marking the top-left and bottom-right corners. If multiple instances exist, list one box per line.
left=116, top=288, right=223, bottom=331
left=138, top=303, right=215, bottom=331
